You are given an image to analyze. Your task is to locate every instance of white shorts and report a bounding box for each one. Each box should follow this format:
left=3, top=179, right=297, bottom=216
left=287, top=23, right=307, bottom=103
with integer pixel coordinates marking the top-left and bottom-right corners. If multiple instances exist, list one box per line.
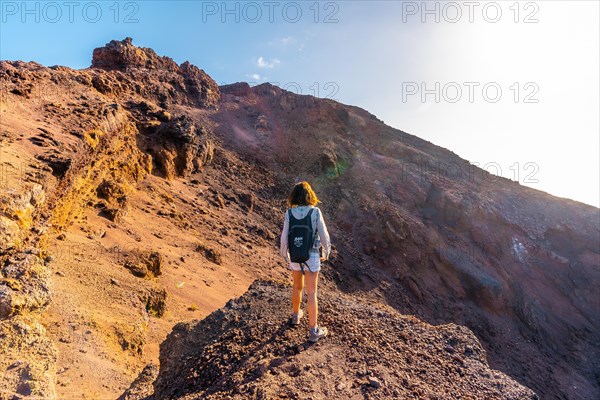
left=288, top=251, right=321, bottom=273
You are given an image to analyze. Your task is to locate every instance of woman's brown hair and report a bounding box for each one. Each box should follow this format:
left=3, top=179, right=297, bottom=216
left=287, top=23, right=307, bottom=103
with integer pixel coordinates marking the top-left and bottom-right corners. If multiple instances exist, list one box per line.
left=287, top=181, right=321, bottom=208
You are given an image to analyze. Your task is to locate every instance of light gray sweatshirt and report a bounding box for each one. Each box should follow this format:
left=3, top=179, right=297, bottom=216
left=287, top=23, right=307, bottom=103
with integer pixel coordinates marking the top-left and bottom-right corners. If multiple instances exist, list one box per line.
left=280, top=205, right=331, bottom=262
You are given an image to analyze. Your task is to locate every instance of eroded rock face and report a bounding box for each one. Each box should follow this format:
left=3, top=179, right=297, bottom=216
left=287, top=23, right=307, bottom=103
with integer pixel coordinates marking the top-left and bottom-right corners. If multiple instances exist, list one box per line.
left=146, top=116, right=214, bottom=179
left=143, top=288, right=167, bottom=318
left=0, top=184, right=46, bottom=252
left=0, top=316, right=58, bottom=399
left=0, top=216, right=20, bottom=252
left=124, top=251, right=164, bottom=279
left=0, top=253, right=52, bottom=319
left=140, top=280, right=537, bottom=400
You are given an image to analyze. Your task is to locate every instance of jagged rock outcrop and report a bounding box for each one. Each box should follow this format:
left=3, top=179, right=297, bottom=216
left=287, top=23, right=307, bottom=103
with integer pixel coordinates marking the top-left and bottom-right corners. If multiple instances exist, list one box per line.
left=90, top=37, right=220, bottom=108
left=91, top=37, right=180, bottom=72
left=121, top=280, right=537, bottom=400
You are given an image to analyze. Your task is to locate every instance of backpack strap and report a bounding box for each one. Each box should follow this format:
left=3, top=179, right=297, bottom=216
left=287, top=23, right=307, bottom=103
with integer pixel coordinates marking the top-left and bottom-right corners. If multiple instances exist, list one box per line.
left=306, top=208, right=314, bottom=224
left=305, top=208, right=316, bottom=244
left=304, top=209, right=316, bottom=274
left=300, top=261, right=312, bottom=275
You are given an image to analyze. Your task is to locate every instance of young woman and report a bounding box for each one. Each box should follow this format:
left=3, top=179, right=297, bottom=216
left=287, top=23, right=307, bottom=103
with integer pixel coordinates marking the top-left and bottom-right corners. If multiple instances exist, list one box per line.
left=280, top=181, right=331, bottom=343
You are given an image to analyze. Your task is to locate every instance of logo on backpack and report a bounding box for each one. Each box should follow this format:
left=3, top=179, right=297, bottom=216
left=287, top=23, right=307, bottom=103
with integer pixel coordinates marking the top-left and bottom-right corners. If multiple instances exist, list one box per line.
left=293, top=237, right=303, bottom=247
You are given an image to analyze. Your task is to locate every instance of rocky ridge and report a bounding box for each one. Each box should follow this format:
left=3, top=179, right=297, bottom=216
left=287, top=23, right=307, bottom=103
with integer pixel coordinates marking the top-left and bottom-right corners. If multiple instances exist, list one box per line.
left=121, top=280, right=538, bottom=400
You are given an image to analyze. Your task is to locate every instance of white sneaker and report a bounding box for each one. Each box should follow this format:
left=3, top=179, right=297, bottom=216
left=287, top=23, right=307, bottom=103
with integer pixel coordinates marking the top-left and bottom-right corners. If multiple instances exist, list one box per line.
left=291, top=309, right=304, bottom=326
left=309, top=326, right=328, bottom=343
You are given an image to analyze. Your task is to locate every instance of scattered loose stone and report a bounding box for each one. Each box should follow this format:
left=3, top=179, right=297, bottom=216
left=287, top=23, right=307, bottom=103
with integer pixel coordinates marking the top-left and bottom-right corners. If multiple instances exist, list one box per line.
left=368, top=376, right=382, bottom=389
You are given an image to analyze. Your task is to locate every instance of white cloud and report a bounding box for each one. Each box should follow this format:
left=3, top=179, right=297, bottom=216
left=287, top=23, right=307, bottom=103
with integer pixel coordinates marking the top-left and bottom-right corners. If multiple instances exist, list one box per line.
left=256, top=56, right=280, bottom=69
left=246, top=73, right=264, bottom=81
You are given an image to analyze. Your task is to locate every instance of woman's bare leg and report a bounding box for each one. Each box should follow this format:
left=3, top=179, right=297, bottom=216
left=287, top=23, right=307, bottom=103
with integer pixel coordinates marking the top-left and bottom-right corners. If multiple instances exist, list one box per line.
left=305, top=271, right=319, bottom=328
left=291, top=270, right=304, bottom=314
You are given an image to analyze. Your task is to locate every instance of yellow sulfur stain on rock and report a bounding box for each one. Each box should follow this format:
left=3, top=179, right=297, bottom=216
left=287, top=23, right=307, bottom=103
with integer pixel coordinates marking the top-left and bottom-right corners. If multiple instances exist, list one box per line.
left=84, top=128, right=105, bottom=149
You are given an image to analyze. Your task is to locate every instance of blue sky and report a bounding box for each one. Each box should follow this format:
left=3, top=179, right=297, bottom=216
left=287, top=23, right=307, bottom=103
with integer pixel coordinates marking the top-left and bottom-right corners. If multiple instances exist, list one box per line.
left=1, top=1, right=599, bottom=207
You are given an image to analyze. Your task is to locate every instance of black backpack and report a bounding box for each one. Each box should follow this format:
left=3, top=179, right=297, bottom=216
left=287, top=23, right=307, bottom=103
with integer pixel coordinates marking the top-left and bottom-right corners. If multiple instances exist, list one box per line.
left=287, top=208, right=316, bottom=274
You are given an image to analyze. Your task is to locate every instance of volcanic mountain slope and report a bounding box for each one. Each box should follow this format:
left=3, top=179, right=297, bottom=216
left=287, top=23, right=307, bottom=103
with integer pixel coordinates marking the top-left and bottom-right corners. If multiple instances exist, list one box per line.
left=216, top=84, right=600, bottom=400
left=0, top=38, right=597, bottom=399
left=120, top=280, right=537, bottom=400
left=216, top=85, right=600, bottom=398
